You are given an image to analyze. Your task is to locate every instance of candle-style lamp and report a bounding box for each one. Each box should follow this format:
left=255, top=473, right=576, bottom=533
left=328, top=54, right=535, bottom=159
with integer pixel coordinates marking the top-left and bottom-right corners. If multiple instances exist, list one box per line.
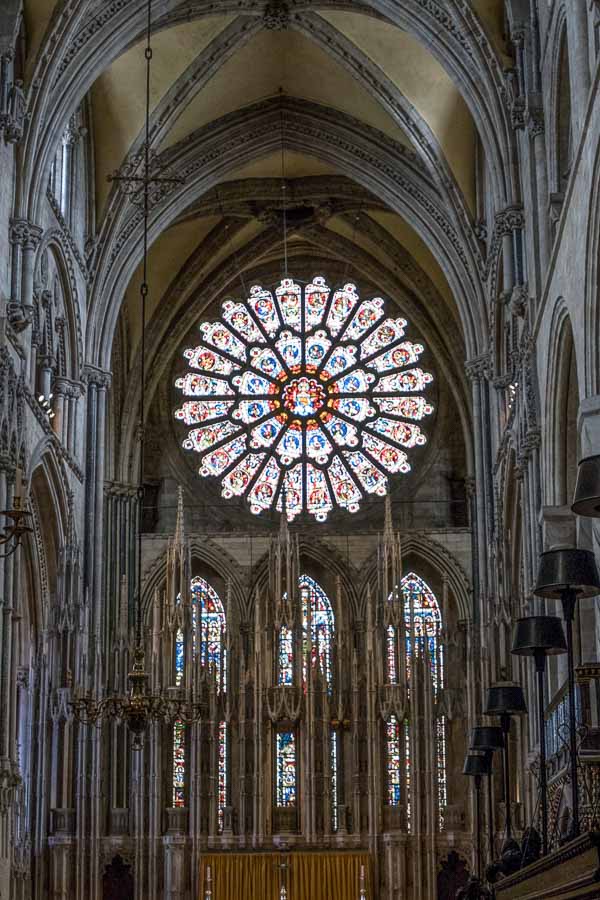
left=457, top=752, right=492, bottom=899
left=470, top=726, right=504, bottom=864
left=484, top=681, right=527, bottom=846
left=534, top=548, right=600, bottom=838
left=511, top=616, right=566, bottom=855
left=571, top=454, right=600, bottom=518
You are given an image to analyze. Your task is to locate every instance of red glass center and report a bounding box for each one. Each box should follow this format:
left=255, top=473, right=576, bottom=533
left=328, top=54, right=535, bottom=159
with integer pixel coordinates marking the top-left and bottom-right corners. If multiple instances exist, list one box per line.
left=281, top=376, right=326, bottom=417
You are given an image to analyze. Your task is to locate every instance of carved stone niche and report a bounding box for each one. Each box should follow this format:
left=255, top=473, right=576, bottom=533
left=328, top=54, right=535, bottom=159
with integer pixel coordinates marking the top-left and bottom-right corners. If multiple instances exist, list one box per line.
left=272, top=806, right=298, bottom=835
left=382, top=804, right=407, bottom=833
left=50, top=807, right=75, bottom=835
left=109, top=808, right=130, bottom=836
left=441, top=804, right=465, bottom=832
left=165, top=807, right=189, bottom=835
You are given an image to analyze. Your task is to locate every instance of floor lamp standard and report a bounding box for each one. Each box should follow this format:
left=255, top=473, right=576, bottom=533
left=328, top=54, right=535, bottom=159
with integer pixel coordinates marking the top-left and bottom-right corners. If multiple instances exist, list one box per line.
left=534, top=548, right=600, bottom=839
left=511, top=616, right=566, bottom=855
left=484, top=682, right=527, bottom=846
left=470, top=726, right=504, bottom=864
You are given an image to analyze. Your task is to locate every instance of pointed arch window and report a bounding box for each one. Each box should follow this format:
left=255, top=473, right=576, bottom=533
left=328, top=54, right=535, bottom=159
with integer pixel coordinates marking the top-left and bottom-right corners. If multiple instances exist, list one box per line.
left=385, top=573, right=446, bottom=829
left=275, top=575, right=335, bottom=817
left=276, top=575, right=335, bottom=687
left=300, top=574, right=334, bottom=685
left=171, top=577, right=228, bottom=830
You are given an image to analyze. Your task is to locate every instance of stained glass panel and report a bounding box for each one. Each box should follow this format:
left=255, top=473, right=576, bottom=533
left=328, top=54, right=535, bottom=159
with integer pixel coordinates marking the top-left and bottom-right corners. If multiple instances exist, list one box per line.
left=331, top=728, right=339, bottom=832
left=172, top=720, right=186, bottom=808
left=176, top=276, right=433, bottom=521
left=276, top=732, right=297, bottom=807
left=191, top=576, right=227, bottom=691
left=300, top=575, right=334, bottom=686
left=172, top=579, right=227, bottom=812
left=386, top=716, right=402, bottom=806
left=218, top=721, right=228, bottom=831
left=278, top=626, right=294, bottom=685
left=399, top=573, right=446, bottom=831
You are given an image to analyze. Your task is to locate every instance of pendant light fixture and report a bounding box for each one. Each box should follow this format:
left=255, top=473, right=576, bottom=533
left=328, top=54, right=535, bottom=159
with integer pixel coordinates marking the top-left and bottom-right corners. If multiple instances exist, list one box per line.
left=71, top=0, right=200, bottom=746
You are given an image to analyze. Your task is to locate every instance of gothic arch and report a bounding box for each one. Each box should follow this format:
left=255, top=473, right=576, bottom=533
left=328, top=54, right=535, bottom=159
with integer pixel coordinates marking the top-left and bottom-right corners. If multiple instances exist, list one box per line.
left=248, top=536, right=361, bottom=625
left=359, top=532, right=471, bottom=622
left=34, top=235, right=83, bottom=383
left=584, top=137, right=600, bottom=397
left=140, top=533, right=247, bottom=624
left=18, top=1, right=515, bottom=225
left=89, top=99, right=486, bottom=371
left=543, top=302, right=580, bottom=507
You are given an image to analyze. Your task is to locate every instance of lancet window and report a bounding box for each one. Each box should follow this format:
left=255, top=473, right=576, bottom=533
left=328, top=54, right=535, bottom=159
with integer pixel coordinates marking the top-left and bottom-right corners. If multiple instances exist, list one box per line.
left=274, top=575, right=335, bottom=815
left=171, top=577, right=228, bottom=828
left=386, top=573, right=446, bottom=829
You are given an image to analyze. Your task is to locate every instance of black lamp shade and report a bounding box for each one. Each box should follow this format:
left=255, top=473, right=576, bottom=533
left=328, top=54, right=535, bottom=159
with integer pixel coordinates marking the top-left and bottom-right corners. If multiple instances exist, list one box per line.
left=485, top=681, right=528, bottom=717
left=463, top=751, right=491, bottom=777
left=511, top=616, right=567, bottom=657
left=535, top=548, right=600, bottom=599
left=470, top=725, right=504, bottom=752
left=572, top=455, right=600, bottom=518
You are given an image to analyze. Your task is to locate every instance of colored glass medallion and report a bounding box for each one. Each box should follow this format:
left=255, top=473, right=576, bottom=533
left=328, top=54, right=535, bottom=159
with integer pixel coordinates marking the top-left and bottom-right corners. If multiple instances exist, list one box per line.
left=175, top=276, right=434, bottom=521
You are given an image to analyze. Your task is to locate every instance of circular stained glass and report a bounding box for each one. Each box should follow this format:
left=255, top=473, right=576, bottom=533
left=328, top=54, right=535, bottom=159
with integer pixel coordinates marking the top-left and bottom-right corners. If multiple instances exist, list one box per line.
left=174, top=276, right=434, bottom=522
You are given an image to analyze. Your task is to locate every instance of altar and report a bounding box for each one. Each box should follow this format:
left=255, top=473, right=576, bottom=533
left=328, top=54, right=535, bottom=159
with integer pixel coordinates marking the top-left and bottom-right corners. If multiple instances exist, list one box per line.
left=199, top=850, right=372, bottom=900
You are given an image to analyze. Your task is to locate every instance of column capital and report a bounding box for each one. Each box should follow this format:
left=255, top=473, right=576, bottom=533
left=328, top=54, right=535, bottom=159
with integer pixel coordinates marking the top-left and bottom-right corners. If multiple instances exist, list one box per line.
left=84, top=365, right=111, bottom=390
left=9, top=218, right=42, bottom=250
left=494, top=205, right=525, bottom=236
left=465, top=354, right=490, bottom=382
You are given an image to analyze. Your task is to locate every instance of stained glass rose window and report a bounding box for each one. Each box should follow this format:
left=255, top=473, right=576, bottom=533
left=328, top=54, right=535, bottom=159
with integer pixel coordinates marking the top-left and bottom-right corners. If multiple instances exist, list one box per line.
left=174, top=277, right=434, bottom=522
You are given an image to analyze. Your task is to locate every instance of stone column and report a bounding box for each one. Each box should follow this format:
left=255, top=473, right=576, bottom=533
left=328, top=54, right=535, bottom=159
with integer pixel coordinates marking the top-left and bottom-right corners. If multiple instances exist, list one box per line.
left=528, top=105, right=550, bottom=273
left=8, top=219, right=42, bottom=337
left=465, top=357, right=491, bottom=606
left=566, top=1, right=591, bottom=139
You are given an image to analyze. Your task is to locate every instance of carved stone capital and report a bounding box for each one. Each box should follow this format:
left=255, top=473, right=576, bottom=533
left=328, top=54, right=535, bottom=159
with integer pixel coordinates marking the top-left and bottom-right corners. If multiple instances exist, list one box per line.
left=465, top=354, right=490, bottom=382
left=9, top=218, right=42, bottom=250
left=495, top=206, right=525, bottom=236
left=263, top=1, right=290, bottom=30
left=7, top=302, right=33, bottom=332
left=527, top=106, right=545, bottom=138
left=84, top=366, right=112, bottom=390
left=510, top=283, right=528, bottom=318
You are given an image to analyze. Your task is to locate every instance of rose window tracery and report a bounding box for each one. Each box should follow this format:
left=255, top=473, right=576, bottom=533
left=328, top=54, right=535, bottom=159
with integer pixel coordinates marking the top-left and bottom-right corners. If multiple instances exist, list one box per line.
left=175, top=276, right=434, bottom=522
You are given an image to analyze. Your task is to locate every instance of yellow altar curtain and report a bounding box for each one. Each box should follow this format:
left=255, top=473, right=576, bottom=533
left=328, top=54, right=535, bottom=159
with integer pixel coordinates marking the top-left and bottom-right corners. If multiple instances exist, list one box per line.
left=199, top=851, right=372, bottom=900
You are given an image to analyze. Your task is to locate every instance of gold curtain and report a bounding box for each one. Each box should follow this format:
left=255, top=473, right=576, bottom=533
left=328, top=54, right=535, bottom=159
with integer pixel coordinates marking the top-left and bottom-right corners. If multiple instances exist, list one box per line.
left=199, top=852, right=372, bottom=900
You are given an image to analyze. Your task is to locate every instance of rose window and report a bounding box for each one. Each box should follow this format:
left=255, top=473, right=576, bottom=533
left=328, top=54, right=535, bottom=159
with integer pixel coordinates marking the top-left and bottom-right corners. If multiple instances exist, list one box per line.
left=174, top=277, right=434, bottom=522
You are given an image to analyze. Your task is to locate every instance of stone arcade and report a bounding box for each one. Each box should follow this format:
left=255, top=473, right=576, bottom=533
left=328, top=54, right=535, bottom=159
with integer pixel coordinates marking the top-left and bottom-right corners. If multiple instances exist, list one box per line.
left=0, top=1, right=600, bottom=898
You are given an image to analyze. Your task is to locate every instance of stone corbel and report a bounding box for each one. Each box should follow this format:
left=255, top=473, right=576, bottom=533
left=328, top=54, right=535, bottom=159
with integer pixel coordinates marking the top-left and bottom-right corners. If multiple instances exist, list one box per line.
left=265, top=684, right=303, bottom=722
left=9, top=218, right=42, bottom=331
left=378, top=683, right=406, bottom=722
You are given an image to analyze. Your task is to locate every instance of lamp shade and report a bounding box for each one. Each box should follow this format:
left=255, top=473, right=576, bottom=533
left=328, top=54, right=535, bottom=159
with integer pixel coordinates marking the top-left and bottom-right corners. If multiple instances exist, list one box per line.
left=511, top=616, right=567, bottom=657
left=470, top=725, right=504, bottom=752
left=572, top=455, right=600, bottom=518
left=485, top=681, right=527, bottom=717
left=535, top=548, right=600, bottom=599
left=463, top=751, right=491, bottom=777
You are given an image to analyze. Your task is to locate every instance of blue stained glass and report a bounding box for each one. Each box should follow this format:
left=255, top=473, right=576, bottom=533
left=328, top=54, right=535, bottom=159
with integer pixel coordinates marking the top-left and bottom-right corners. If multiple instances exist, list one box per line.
left=176, top=277, right=433, bottom=522
left=387, top=716, right=402, bottom=806
left=172, top=579, right=227, bottom=812
left=276, top=732, right=297, bottom=806
left=278, top=626, right=294, bottom=685
left=331, top=729, right=339, bottom=831
left=218, top=721, right=227, bottom=831
left=175, top=628, right=184, bottom=687
left=191, top=576, right=227, bottom=691
left=300, top=575, right=334, bottom=687
left=391, top=573, right=446, bottom=830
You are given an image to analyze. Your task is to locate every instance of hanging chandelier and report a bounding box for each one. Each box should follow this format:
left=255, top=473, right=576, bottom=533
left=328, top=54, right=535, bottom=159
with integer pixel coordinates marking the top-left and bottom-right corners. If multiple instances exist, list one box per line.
left=0, top=469, right=33, bottom=559
left=70, top=0, right=196, bottom=748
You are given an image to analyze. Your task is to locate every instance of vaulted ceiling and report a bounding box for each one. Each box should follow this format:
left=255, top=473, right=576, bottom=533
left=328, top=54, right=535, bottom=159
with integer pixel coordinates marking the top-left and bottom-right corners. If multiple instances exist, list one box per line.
left=22, top=0, right=513, bottom=493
